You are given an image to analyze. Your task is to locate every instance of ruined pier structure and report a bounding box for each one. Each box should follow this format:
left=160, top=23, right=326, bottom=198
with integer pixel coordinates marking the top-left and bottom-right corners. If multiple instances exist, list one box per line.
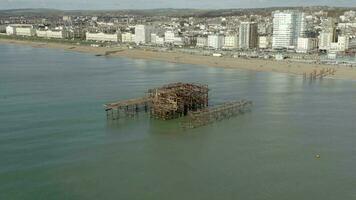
left=104, top=82, right=251, bottom=128
left=148, top=83, right=209, bottom=120
left=104, top=83, right=209, bottom=120
left=182, top=100, right=252, bottom=128
left=104, top=96, right=151, bottom=119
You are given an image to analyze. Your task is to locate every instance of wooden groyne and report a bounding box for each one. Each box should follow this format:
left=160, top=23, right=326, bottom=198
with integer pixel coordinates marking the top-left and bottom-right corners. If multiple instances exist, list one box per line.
left=181, top=100, right=252, bottom=128
left=303, top=68, right=336, bottom=80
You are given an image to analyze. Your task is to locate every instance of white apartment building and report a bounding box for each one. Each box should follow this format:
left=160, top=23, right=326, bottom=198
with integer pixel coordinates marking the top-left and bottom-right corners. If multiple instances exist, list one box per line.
left=121, top=32, right=134, bottom=43
left=164, top=30, right=175, bottom=43
left=258, top=36, right=272, bottom=49
left=239, top=22, right=258, bottom=49
left=15, top=27, right=36, bottom=36
left=196, top=37, right=208, bottom=47
left=337, top=36, right=349, bottom=51
left=223, top=35, right=238, bottom=49
left=296, top=37, right=318, bottom=53
left=329, top=36, right=350, bottom=52
left=151, top=33, right=165, bottom=45
left=36, top=30, right=64, bottom=39
left=6, top=26, right=16, bottom=35
left=85, top=32, right=121, bottom=42
left=272, top=10, right=306, bottom=49
left=318, top=31, right=334, bottom=51
left=208, top=34, right=225, bottom=49
left=134, top=25, right=152, bottom=44
left=348, top=37, right=356, bottom=49
left=6, top=25, right=35, bottom=36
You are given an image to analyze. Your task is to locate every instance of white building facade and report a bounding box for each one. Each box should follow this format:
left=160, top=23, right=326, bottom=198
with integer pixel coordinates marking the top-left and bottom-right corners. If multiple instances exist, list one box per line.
left=196, top=37, right=208, bottom=47
left=6, top=26, right=16, bottom=35
left=86, top=32, right=121, bottom=42
left=36, top=30, right=64, bottom=39
left=296, top=37, right=318, bottom=53
left=151, top=33, right=165, bottom=45
left=224, top=35, right=238, bottom=49
left=121, top=32, right=134, bottom=43
left=329, top=36, right=350, bottom=52
left=318, top=32, right=334, bottom=51
left=258, top=36, right=272, bottom=49
left=272, top=10, right=306, bottom=49
left=6, top=25, right=35, bottom=36
left=134, top=25, right=152, bottom=44
left=207, top=35, right=225, bottom=49
left=164, top=31, right=175, bottom=43
left=239, top=22, right=258, bottom=49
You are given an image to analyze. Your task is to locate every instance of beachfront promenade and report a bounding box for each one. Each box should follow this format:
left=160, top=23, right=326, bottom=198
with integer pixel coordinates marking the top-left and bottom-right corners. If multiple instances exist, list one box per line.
left=1, top=36, right=356, bottom=81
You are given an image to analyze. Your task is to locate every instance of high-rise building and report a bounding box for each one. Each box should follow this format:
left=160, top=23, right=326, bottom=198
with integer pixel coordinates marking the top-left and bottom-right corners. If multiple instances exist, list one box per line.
left=272, top=10, right=306, bottom=49
left=239, top=22, right=258, bottom=49
left=134, top=25, right=152, bottom=44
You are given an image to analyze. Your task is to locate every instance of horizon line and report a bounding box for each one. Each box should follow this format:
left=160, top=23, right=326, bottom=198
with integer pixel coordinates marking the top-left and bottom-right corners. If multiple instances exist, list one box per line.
left=1, top=5, right=355, bottom=12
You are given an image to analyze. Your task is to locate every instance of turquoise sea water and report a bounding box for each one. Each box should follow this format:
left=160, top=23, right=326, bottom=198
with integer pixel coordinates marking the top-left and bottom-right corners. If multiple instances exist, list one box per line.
left=0, top=44, right=356, bottom=199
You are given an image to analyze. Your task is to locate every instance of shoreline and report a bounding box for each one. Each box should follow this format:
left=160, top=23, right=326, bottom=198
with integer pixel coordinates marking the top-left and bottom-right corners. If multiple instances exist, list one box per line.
left=1, top=38, right=356, bottom=80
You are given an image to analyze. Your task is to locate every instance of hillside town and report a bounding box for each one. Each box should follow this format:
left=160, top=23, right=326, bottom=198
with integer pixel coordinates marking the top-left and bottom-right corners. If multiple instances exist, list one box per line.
left=1, top=8, right=355, bottom=65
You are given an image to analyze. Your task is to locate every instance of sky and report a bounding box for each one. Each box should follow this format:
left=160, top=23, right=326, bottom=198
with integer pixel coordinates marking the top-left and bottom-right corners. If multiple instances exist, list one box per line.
left=1, top=0, right=354, bottom=10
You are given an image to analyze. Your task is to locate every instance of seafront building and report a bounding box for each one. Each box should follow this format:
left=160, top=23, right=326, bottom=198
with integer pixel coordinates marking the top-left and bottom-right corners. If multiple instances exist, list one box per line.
left=318, top=31, right=334, bottom=51
left=6, top=24, right=35, bottom=36
left=164, top=30, right=176, bottom=44
left=329, top=36, right=350, bottom=52
left=196, top=36, right=208, bottom=48
left=36, top=30, right=65, bottom=39
left=272, top=10, right=306, bottom=49
left=208, top=34, right=225, bottom=49
left=85, top=32, right=121, bottom=42
left=163, top=30, right=185, bottom=46
left=224, top=35, right=238, bottom=49
left=258, top=36, right=272, bottom=49
left=1, top=8, right=355, bottom=61
left=296, top=37, right=318, bottom=53
left=239, top=22, right=258, bottom=49
left=134, top=25, right=153, bottom=44
left=121, top=32, right=135, bottom=43
left=5, top=26, right=16, bottom=35
left=151, top=33, right=165, bottom=45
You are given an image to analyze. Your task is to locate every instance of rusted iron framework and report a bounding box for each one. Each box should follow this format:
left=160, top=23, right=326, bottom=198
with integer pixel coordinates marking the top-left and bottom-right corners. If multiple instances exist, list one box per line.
left=148, top=83, right=209, bottom=120
left=104, top=83, right=251, bottom=128
left=104, top=96, right=151, bottom=120
left=181, top=100, right=252, bottom=129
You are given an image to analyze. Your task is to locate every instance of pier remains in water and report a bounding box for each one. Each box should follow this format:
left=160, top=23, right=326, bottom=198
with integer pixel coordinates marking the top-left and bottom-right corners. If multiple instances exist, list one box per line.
left=104, top=83, right=252, bottom=128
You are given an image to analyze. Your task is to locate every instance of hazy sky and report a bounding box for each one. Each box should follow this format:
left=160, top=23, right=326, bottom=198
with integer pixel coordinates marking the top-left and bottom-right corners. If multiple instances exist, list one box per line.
left=1, top=0, right=354, bottom=10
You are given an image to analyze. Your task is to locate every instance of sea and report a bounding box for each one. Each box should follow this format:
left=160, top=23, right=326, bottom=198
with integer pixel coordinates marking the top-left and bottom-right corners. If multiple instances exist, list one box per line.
left=0, top=43, right=356, bottom=200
